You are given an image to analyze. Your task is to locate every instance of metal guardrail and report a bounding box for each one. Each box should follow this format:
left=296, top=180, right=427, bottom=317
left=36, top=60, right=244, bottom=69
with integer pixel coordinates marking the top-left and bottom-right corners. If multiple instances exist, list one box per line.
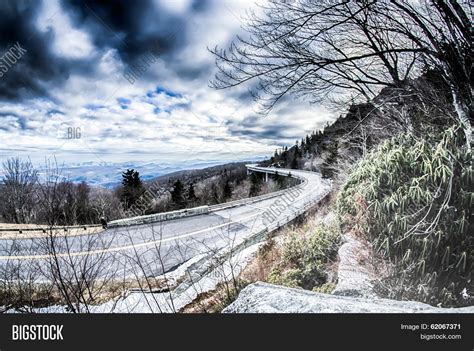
left=0, top=224, right=102, bottom=234
left=208, top=183, right=305, bottom=212
left=108, top=206, right=209, bottom=228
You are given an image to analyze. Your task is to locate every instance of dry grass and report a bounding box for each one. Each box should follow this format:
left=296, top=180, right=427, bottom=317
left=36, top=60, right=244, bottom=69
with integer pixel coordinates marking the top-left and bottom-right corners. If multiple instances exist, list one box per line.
left=240, top=237, right=282, bottom=283
left=181, top=288, right=225, bottom=313
left=89, top=276, right=173, bottom=305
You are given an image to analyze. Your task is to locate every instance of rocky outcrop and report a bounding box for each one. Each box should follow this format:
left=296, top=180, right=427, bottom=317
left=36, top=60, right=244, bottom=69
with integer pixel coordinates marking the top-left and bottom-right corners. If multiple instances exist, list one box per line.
left=332, top=232, right=377, bottom=298
left=223, top=282, right=474, bottom=313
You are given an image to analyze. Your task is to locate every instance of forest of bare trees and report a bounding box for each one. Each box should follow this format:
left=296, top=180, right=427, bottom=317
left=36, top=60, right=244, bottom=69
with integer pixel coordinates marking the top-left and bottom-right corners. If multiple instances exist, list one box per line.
left=0, top=157, right=294, bottom=227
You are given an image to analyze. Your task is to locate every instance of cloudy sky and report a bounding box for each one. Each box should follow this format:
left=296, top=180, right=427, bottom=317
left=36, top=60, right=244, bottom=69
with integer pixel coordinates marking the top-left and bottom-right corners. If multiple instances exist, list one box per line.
left=0, top=0, right=333, bottom=180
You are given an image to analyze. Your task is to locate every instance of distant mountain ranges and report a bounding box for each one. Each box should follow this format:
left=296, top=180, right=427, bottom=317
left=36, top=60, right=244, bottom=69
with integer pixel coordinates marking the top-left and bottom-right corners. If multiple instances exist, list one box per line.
left=39, top=158, right=266, bottom=188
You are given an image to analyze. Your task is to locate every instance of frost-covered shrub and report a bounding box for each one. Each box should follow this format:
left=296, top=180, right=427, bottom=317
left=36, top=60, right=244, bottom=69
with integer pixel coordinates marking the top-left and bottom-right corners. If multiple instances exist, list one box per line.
left=337, top=126, right=473, bottom=307
left=268, top=221, right=340, bottom=290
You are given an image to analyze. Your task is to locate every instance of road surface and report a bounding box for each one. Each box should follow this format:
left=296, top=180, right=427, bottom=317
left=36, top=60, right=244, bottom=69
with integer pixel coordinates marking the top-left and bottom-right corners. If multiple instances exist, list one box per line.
left=0, top=166, right=331, bottom=280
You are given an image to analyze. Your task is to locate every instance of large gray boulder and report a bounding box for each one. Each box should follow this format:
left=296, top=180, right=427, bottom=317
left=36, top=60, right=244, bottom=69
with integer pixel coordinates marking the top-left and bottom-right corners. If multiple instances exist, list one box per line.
left=332, top=232, right=377, bottom=297
left=223, top=282, right=474, bottom=313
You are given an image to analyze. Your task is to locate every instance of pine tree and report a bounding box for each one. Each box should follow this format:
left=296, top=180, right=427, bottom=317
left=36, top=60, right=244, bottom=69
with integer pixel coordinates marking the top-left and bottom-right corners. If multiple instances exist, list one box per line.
left=290, top=143, right=300, bottom=169
left=120, top=169, right=143, bottom=209
left=321, top=141, right=339, bottom=178
left=274, top=171, right=288, bottom=189
left=281, top=148, right=288, bottom=165
left=171, top=180, right=186, bottom=209
left=290, top=154, right=299, bottom=169
left=122, top=169, right=142, bottom=188
left=249, top=173, right=262, bottom=197
left=273, top=149, right=279, bottom=163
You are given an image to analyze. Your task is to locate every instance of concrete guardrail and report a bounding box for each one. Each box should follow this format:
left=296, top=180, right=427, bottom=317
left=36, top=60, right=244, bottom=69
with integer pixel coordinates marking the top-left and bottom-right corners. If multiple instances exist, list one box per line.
left=108, top=206, right=209, bottom=227
left=109, top=166, right=327, bottom=228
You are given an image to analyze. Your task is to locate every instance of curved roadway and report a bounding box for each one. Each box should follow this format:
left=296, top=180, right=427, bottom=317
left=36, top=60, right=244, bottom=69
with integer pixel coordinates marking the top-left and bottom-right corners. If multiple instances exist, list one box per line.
left=0, top=166, right=331, bottom=280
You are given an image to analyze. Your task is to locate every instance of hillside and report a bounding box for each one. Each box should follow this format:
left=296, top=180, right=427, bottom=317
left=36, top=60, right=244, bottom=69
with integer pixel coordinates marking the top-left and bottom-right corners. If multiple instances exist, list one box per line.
left=186, top=71, right=472, bottom=312
left=147, top=162, right=249, bottom=185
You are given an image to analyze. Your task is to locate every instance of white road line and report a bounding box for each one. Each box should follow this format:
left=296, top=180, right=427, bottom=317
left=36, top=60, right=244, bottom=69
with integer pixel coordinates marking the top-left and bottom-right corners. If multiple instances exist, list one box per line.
left=244, top=203, right=267, bottom=211
left=0, top=210, right=265, bottom=261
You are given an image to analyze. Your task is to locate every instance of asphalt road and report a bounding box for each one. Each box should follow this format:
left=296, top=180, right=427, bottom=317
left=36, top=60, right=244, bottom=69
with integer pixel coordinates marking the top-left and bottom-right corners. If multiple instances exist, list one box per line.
left=0, top=167, right=330, bottom=280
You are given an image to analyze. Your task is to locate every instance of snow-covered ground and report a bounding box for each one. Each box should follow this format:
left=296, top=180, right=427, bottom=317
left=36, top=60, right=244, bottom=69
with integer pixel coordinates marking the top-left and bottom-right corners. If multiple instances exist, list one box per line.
left=26, top=241, right=264, bottom=313
left=223, top=282, right=474, bottom=313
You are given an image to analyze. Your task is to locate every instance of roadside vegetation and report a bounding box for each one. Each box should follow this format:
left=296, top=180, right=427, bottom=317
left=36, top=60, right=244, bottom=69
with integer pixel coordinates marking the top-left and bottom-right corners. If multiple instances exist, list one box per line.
left=182, top=201, right=341, bottom=313
left=337, top=126, right=472, bottom=307
left=266, top=217, right=340, bottom=291
left=207, top=1, right=472, bottom=310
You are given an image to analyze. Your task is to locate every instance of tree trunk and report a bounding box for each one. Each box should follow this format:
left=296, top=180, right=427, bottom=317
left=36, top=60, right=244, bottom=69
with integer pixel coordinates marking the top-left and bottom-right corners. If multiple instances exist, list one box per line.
left=451, top=88, right=472, bottom=152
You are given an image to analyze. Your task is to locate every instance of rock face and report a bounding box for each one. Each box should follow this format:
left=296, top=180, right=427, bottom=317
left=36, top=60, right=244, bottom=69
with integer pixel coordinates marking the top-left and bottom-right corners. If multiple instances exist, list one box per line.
left=222, top=282, right=474, bottom=313
left=332, top=232, right=377, bottom=298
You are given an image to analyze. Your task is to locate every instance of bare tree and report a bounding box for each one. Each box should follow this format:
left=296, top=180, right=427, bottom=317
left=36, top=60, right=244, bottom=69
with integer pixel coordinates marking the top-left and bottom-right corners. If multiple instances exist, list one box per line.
left=34, top=157, right=66, bottom=226
left=120, top=223, right=173, bottom=313
left=0, top=157, right=38, bottom=224
left=90, top=187, right=123, bottom=222
left=211, top=0, right=471, bottom=146
left=38, top=228, right=119, bottom=313
left=0, top=238, right=53, bottom=313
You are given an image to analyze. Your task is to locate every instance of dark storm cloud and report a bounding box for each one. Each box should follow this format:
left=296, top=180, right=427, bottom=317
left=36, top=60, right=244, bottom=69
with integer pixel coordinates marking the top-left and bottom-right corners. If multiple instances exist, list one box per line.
left=225, top=116, right=300, bottom=142
left=0, top=0, right=212, bottom=102
left=61, top=0, right=208, bottom=66
left=0, top=0, right=70, bottom=101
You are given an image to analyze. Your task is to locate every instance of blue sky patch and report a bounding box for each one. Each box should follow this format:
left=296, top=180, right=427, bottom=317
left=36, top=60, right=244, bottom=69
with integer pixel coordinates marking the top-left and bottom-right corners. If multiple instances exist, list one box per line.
left=85, top=103, right=105, bottom=110
left=154, top=106, right=170, bottom=114
left=156, top=86, right=182, bottom=98
left=117, top=97, right=132, bottom=110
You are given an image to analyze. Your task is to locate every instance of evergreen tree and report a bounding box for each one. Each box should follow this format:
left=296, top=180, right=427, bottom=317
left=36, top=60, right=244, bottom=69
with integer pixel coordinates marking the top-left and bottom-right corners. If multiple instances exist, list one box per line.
left=290, top=144, right=300, bottom=169
left=281, top=147, right=288, bottom=165
left=290, top=155, right=299, bottom=169
left=321, top=141, right=339, bottom=178
left=122, top=169, right=142, bottom=188
left=274, top=171, right=288, bottom=189
left=171, top=180, right=186, bottom=209
left=273, top=149, right=279, bottom=163
left=120, top=169, right=143, bottom=209
left=249, top=173, right=262, bottom=197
